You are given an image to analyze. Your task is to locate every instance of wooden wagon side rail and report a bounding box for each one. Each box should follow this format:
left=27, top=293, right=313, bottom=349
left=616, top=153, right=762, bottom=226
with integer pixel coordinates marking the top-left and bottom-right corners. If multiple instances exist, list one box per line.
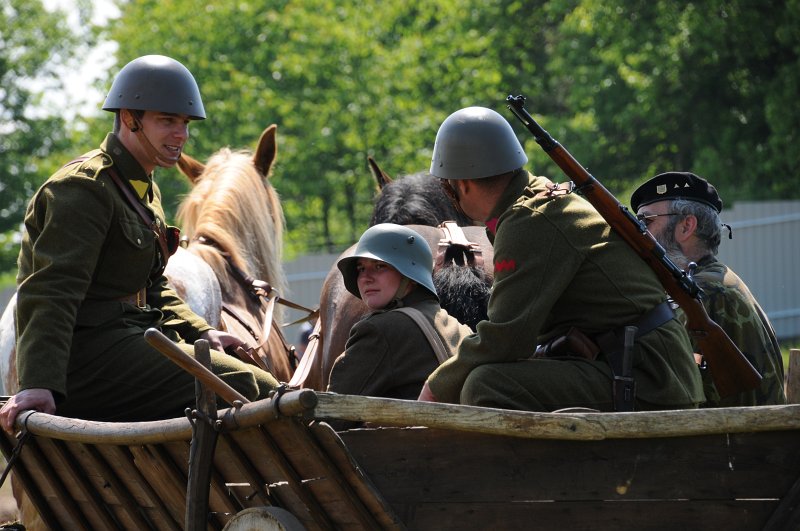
left=311, top=392, right=800, bottom=440
left=4, top=385, right=800, bottom=530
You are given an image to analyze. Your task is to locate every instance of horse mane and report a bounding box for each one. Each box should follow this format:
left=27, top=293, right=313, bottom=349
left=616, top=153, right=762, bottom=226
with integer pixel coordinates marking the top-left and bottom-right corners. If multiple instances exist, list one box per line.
left=176, top=148, right=287, bottom=301
left=370, top=172, right=473, bottom=227
left=433, top=265, right=490, bottom=331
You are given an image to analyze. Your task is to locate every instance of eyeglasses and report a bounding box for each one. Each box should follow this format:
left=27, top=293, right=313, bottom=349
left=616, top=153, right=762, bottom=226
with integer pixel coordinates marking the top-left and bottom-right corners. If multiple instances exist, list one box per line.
left=636, top=213, right=680, bottom=226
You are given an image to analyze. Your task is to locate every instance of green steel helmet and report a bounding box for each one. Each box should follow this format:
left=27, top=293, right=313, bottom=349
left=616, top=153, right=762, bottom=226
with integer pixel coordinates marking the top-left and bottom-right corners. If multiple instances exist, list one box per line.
left=102, top=55, right=206, bottom=119
left=337, top=223, right=437, bottom=300
left=430, top=106, right=527, bottom=180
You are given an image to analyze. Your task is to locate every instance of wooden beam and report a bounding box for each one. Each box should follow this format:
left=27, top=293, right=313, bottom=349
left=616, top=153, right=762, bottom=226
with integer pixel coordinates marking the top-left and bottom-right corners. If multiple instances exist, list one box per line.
left=786, top=348, right=800, bottom=403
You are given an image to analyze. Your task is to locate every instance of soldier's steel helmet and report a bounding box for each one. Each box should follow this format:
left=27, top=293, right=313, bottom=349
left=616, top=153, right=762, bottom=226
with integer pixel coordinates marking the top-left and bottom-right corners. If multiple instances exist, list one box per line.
left=337, top=223, right=437, bottom=300
left=102, top=55, right=206, bottom=119
left=430, top=106, right=527, bottom=180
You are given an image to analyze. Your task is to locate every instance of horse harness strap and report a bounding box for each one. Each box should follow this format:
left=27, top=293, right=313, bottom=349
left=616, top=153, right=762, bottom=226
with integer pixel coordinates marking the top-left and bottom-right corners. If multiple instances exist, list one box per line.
left=195, top=236, right=317, bottom=315
left=392, top=307, right=450, bottom=365
left=435, top=221, right=484, bottom=270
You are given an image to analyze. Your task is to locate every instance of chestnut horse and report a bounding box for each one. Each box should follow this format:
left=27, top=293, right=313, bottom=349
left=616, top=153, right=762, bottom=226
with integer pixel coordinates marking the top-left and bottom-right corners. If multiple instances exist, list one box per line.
left=291, top=160, right=494, bottom=391
left=168, top=124, right=297, bottom=382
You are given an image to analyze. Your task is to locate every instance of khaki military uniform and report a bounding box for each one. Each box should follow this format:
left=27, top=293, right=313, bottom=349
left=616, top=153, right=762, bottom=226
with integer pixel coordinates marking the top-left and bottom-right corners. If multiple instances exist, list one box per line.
left=15, top=133, right=278, bottom=421
left=684, top=256, right=785, bottom=407
left=328, top=289, right=471, bottom=400
left=426, top=171, right=704, bottom=411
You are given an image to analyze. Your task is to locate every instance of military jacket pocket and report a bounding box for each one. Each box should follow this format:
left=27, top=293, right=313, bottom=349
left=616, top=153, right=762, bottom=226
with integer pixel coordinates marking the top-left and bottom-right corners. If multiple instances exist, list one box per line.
left=94, top=214, right=156, bottom=292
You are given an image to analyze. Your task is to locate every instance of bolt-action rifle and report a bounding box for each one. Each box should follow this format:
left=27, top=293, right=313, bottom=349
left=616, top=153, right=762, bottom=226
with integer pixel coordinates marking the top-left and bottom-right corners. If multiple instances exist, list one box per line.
left=506, top=94, right=761, bottom=397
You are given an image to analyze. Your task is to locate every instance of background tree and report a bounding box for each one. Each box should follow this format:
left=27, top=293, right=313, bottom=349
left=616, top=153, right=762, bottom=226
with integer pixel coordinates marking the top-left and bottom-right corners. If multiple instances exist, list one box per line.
left=1, top=0, right=797, bottom=278
left=0, top=0, right=94, bottom=273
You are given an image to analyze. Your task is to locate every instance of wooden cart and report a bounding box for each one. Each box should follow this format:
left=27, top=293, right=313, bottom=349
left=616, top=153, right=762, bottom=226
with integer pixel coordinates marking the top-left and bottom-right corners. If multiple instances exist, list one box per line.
left=2, top=388, right=800, bottom=530
left=2, top=340, right=800, bottom=530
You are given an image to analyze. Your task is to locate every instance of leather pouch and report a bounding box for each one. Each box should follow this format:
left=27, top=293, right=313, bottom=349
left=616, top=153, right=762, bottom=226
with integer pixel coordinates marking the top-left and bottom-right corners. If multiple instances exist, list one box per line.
left=534, top=327, right=600, bottom=360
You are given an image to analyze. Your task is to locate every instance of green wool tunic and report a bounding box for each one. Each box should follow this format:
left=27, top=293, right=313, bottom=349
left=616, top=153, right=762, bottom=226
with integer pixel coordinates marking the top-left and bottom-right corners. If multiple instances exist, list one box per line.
left=15, top=133, right=277, bottom=421
left=426, top=171, right=704, bottom=411
left=327, top=289, right=471, bottom=400
left=685, top=256, right=785, bottom=407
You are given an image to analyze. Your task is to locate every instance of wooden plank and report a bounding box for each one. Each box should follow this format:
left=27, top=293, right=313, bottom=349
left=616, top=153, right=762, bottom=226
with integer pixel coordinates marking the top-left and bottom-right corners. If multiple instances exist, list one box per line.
left=262, top=418, right=385, bottom=530
left=395, top=499, right=777, bottom=531
left=312, top=393, right=800, bottom=440
left=309, top=422, right=404, bottom=530
left=48, top=439, right=120, bottom=530
left=0, top=432, right=68, bottom=530
left=763, top=467, right=800, bottom=530
left=206, top=464, right=241, bottom=524
left=221, top=428, right=335, bottom=531
left=85, top=444, right=155, bottom=530
left=339, top=427, right=800, bottom=504
left=127, top=444, right=185, bottom=530
left=787, top=348, right=800, bottom=403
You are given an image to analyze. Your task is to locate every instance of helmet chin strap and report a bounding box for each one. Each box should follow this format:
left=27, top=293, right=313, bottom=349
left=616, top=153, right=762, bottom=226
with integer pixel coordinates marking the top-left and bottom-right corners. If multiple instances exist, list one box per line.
left=392, top=278, right=415, bottom=303
left=130, top=116, right=177, bottom=168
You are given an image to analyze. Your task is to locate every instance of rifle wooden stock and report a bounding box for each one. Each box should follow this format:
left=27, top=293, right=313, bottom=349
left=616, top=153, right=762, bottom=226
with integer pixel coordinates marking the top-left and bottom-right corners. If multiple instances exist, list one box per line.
left=506, top=95, right=761, bottom=397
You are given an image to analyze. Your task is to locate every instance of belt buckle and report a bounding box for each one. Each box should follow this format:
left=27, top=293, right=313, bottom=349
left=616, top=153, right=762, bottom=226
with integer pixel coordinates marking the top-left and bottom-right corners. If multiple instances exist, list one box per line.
left=135, top=288, right=146, bottom=308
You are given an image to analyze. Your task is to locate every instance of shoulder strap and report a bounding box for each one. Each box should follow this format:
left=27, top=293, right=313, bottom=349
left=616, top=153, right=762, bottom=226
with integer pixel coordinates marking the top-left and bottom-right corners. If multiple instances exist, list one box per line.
left=392, top=307, right=451, bottom=365
left=106, top=166, right=171, bottom=274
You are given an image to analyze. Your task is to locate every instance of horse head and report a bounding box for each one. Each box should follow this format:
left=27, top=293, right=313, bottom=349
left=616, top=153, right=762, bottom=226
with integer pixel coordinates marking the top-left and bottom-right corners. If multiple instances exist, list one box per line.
left=368, top=157, right=473, bottom=227
left=168, top=124, right=295, bottom=382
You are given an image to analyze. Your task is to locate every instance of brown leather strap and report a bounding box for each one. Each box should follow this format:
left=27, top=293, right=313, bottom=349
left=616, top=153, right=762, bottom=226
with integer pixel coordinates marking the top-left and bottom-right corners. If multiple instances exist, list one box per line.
left=117, top=288, right=147, bottom=308
left=392, top=307, right=450, bottom=365
left=106, top=166, right=171, bottom=276
left=435, top=221, right=484, bottom=270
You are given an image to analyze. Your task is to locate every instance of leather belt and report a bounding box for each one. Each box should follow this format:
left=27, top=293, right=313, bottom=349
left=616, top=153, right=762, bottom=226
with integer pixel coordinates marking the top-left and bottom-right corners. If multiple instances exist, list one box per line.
left=117, top=288, right=147, bottom=308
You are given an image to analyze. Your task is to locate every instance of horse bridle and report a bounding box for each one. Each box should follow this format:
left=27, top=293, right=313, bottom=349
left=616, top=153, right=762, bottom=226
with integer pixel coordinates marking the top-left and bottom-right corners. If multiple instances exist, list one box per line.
left=193, top=236, right=318, bottom=372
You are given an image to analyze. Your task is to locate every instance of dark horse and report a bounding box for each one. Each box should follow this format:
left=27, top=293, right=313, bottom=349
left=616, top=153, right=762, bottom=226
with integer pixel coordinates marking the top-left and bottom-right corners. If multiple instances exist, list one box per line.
left=291, top=159, right=494, bottom=391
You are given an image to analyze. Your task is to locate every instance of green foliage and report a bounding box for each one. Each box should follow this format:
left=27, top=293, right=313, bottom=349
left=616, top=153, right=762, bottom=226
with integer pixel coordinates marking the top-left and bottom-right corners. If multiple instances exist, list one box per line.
left=2, top=0, right=798, bottom=272
left=0, top=0, right=97, bottom=272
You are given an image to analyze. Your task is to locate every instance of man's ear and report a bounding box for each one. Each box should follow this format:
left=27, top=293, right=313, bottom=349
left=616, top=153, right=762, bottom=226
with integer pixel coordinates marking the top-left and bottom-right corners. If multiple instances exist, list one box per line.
left=675, top=215, right=697, bottom=243
left=121, top=109, right=138, bottom=131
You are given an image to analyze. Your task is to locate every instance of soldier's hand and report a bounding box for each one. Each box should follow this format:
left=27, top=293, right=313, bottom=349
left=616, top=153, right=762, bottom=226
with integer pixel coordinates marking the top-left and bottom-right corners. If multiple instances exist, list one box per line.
left=0, top=388, right=56, bottom=433
left=201, top=329, right=246, bottom=353
left=417, top=381, right=438, bottom=402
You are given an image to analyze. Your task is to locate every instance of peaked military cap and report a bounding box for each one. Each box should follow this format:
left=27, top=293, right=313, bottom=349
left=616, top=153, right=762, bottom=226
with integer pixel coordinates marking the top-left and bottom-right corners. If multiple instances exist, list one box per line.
left=631, top=171, right=723, bottom=213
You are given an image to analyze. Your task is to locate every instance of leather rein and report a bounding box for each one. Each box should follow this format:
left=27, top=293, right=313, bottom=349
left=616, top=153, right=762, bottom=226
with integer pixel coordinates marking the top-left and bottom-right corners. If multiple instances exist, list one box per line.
left=194, top=236, right=318, bottom=373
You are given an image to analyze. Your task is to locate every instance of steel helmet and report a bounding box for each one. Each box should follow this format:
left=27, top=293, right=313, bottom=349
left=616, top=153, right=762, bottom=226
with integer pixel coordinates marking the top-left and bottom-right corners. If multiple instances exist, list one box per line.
left=430, top=106, right=527, bottom=180
left=102, top=55, right=206, bottom=119
left=338, top=224, right=437, bottom=300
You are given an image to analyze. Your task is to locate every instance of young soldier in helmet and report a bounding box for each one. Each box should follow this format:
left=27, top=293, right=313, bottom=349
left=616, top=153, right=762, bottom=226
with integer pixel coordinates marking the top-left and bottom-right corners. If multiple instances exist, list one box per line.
left=1, top=55, right=279, bottom=431
left=327, top=223, right=472, bottom=401
left=631, top=171, right=785, bottom=407
left=418, top=106, right=704, bottom=412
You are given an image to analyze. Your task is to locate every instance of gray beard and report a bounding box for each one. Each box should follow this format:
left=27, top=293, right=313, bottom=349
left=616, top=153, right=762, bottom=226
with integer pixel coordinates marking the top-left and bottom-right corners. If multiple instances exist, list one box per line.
left=659, top=229, right=690, bottom=271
